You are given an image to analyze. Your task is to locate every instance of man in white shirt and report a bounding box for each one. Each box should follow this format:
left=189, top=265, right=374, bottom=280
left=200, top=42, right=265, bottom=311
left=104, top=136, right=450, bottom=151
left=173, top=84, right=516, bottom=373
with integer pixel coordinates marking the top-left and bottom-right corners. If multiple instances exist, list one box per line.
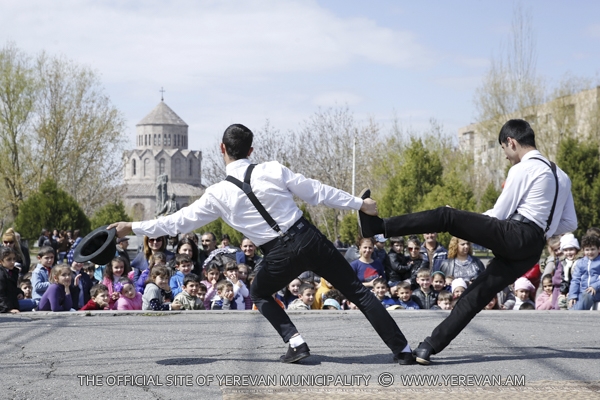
left=109, top=124, right=414, bottom=365
left=360, top=119, right=577, bottom=365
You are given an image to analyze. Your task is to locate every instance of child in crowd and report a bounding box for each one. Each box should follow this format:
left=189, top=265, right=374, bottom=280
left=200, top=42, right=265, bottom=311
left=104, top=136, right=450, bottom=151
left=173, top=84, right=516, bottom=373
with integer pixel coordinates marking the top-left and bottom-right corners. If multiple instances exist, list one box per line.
left=395, top=281, right=420, bottom=310
left=485, top=296, right=500, bottom=310
left=224, top=262, right=249, bottom=310
left=201, top=264, right=221, bottom=310
left=536, top=274, right=554, bottom=310
left=173, top=274, right=206, bottom=310
left=372, top=277, right=399, bottom=308
left=431, top=271, right=449, bottom=292
left=445, top=274, right=454, bottom=288
left=287, top=283, right=315, bottom=311
left=102, top=257, right=130, bottom=309
left=513, top=277, right=535, bottom=310
left=431, top=291, right=453, bottom=310
left=170, top=254, right=193, bottom=297
left=69, top=261, right=93, bottom=310
left=0, top=247, right=32, bottom=313
left=19, top=279, right=32, bottom=300
left=137, top=252, right=167, bottom=294
left=38, top=265, right=73, bottom=312
left=211, top=280, right=236, bottom=310
left=312, top=277, right=333, bottom=310
left=406, top=236, right=429, bottom=290
left=568, top=234, right=600, bottom=310
left=277, top=278, right=302, bottom=308
left=322, top=298, right=341, bottom=310
left=84, top=263, right=98, bottom=285
left=519, top=302, right=535, bottom=310
left=115, top=278, right=143, bottom=310
left=451, top=278, right=467, bottom=299
left=31, top=246, right=55, bottom=304
left=558, top=233, right=581, bottom=306
left=412, top=268, right=437, bottom=309
left=81, top=284, right=110, bottom=310
left=496, top=286, right=516, bottom=310
left=142, top=266, right=180, bottom=311
left=237, top=263, right=253, bottom=309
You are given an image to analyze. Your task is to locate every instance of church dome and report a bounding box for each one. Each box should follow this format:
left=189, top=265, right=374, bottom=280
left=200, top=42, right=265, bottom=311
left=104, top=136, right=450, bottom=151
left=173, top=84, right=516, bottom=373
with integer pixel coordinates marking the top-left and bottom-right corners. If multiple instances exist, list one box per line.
left=137, top=101, right=188, bottom=127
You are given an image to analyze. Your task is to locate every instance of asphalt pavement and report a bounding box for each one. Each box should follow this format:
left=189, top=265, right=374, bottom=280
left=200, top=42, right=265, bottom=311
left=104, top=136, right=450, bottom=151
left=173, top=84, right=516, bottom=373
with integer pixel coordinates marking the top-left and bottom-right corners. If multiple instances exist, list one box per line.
left=1, top=310, right=599, bottom=400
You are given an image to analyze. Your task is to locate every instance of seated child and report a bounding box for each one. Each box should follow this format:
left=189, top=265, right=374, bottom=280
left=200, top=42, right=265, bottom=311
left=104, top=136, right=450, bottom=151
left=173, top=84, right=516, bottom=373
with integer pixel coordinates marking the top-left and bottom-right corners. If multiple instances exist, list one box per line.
left=19, top=278, right=32, bottom=300
left=497, top=286, right=516, bottom=309
left=277, top=278, right=302, bottom=308
left=201, top=264, right=221, bottom=310
left=287, top=283, right=315, bottom=311
left=38, top=265, right=73, bottom=312
left=519, top=302, right=535, bottom=310
left=142, top=266, right=181, bottom=311
left=224, top=262, right=249, bottom=310
left=513, top=277, right=535, bottom=310
left=535, top=274, right=554, bottom=310
left=81, top=284, right=110, bottom=311
left=431, top=291, right=453, bottom=310
left=431, top=271, right=450, bottom=292
left=484, top=296, right=500, bottom=310
left=31, top=246, right=55, bottom=304
left=395, top=281, right=420, bottom=310
left=568, top=234, right=600, bottom=310
left=84, top=263, right=99, bottom=286
left=237, top=263, right=253, bottom=309
left=211, top=280, right=236, bottom=310
left=372, top=277, right=399, bottom=308
left=451, top=278, right=467, bottom=299
left=173, top=274, right=206, bottom=310
left=170, top=254, right=193, bottom=297
left=115, top=278, right=143, bottom=310
left=69, top=261, right=93, bottom=310
left=102, top=256, right=131, bottom=309
left=0, top=247, right=33, bottom=313
left=412, top=268, right=438, bottom=309
left=322, top=298, right=341, bottom=310
left=137, top=252, right=167, bottom=294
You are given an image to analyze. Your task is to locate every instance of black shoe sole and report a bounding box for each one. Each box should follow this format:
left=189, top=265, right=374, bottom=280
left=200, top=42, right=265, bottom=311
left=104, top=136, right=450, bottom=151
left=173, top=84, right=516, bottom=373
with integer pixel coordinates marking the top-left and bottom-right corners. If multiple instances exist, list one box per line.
left=280, top=351, right=311, bottom=364
left=358, top=189, right=373, bottom=237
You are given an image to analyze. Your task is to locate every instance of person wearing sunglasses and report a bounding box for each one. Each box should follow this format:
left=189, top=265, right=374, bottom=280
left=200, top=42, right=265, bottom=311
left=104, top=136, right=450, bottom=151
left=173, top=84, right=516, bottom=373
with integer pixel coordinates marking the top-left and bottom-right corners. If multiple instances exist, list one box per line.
left=131, top=236, right=174, bottom=286
left=2, top=228, right=30, bottom=275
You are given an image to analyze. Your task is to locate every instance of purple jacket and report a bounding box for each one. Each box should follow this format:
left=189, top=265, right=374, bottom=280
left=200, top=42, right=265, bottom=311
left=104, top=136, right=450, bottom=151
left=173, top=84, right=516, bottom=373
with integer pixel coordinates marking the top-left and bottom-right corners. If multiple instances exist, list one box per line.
left=38, top=284, right=72, bottom=311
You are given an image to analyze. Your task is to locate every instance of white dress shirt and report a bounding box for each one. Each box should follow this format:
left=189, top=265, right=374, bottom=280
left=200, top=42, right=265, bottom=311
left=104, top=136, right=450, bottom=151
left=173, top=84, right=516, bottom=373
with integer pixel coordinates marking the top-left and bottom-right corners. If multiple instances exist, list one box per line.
left=483, top=150, right=577, bottom=238
left=133, top=159, right=363, bottom=246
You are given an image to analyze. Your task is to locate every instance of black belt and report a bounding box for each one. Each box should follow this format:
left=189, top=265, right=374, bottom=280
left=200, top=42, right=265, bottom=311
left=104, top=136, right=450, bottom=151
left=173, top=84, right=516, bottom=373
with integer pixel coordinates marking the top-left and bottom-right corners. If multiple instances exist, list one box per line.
left=260, top=217, right=309, bottom=254
left=509, top=213, right=544, bottom=236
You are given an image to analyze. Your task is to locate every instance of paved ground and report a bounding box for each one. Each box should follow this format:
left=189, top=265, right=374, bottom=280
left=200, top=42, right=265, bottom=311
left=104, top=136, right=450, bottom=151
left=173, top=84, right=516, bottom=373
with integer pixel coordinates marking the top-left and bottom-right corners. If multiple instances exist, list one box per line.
left=1, top=310, right=599, bottom=399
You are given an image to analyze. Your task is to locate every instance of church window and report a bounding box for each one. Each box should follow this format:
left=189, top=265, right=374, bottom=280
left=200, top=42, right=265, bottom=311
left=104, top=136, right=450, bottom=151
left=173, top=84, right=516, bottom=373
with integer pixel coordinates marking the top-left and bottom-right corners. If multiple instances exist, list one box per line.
left=153, top=134, right=156, bottom=146
left=143, top=159, right=149, bottom=176
left=168, top=134, right=171, bottom=146
left=159, top=158, right=166, bottom=175
left=132, top=159, right=136, bottom=175
left=174, top=159, right=181, bottom=177
left=189, top=159, right=193, bottom=176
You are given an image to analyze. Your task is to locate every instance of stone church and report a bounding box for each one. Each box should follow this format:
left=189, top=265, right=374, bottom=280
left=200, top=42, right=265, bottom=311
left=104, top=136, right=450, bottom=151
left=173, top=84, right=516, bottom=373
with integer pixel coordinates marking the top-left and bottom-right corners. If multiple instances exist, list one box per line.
left=122, top=100, right=205, bottom=221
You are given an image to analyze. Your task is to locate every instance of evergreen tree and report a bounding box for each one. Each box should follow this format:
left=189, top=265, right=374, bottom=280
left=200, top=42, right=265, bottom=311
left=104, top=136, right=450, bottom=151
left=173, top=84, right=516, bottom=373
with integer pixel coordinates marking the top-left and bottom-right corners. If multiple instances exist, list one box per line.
left=15, top=178, right=90, bottom=240
left=90, top=201, right=131, bottom=230
left=478, top=182, right=501, bottom=213
left=339, top=212, right=358, bottom=246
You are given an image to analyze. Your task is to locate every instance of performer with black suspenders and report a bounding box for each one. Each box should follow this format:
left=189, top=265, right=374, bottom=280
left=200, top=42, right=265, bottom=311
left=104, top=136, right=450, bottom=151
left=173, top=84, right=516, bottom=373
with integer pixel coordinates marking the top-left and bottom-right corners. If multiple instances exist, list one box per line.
left=110, top=123, right=415, bottom=364
left=359, top=119, right=577, bottom=364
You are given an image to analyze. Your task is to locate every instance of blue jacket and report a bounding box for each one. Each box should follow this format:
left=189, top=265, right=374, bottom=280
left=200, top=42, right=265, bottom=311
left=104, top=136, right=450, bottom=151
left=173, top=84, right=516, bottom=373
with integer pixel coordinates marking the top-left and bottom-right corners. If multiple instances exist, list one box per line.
left=398, top=298, right=420, bottom=310
left=31, top=264, right=51, bottom=302
left=568, top=256, right=600, bottom=300
left=170, top=271, right=185, bottom=297
left=421, top=243, right=448, bottom=272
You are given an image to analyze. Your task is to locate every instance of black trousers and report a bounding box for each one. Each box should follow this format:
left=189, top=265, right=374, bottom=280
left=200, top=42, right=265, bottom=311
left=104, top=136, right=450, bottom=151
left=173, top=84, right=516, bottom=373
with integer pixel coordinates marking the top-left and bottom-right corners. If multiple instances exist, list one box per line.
left=251, top=218, right=409, bottom=355
left=384, top=207, right=545, bottom=353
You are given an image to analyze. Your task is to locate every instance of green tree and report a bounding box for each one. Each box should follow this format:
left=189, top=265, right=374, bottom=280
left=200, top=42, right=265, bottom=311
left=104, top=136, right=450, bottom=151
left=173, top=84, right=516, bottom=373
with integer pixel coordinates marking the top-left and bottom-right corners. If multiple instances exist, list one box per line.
left=90, top=201, right=131, bottom=230
left=339, top=212, right=358, bottom=246
left=478, top=182, right=501, bottom=213
left=14, top=178, right=90, bottom=240
left=379, top=138, right=443, bottom=217
left=557, top=137, right=600, bottom=238
left=195, top=218, right=244, bottom=248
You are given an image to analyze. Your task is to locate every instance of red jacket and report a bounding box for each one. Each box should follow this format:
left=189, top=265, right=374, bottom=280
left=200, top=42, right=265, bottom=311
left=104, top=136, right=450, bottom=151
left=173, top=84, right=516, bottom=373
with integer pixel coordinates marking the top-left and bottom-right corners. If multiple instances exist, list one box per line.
left=80, top=299, right=108, bottom=311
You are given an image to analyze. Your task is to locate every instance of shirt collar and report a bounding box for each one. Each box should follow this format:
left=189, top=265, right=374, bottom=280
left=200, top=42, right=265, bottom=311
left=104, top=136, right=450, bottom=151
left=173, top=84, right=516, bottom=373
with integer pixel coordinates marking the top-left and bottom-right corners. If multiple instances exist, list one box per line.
left=520, top=149, right=542, bottom=162
left=225, top=158, right=251, bottom=175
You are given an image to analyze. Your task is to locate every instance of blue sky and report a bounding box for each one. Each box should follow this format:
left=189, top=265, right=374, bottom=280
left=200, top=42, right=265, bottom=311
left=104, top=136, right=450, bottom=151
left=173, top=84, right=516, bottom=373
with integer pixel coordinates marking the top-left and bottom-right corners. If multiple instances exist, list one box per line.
left=1, top=0, right=599, bottom=152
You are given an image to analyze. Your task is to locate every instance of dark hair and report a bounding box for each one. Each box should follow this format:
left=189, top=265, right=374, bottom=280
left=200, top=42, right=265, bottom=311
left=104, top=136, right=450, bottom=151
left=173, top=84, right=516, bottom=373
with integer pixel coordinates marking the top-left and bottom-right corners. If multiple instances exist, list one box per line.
left=19, top=278, right=31, bottom=287
left=198, top=282, right=207, bottom=292
left=175, top=253, right=192, bottom=266
left=396, top=281, right=412, bottom=291
left=581, top=234, right=600, bottom=250
left=416, top=267, right=431, bottom=278
left=498, top=119, right=536, bottom=148
left=372, top=277, right=388, bottom=287
left=201, top=232, right=217, bottom=242
left=437, top=291, right=453, bottom=302
left=519, top=302, right=535, bottom=310
left=90, top=284, right=109, bottom=298
left=541, top=274, right=553, bottom=283
left=216, top=279, right=233, bottom=292
left=222, top=234, right=230, bottom=240
left=390, top=237, right=405, bottom=246
left=176, top=237, right=199, bottom=261
left=104, top=256, right=131, bottom=281
left=585, top=227, right=600, bottom=237
left=0, top=246, right=16, bottom=260
left=222, top=124, right=253, bottom=160
left=224, top=261, right=238, bottom=272
left=183, top=273, right=201, bottom=286
left=407, top=235, right=421, bottom=247
left=38, top=246, right=55, bottom=258
left=148, top=265, right=170, bottom=283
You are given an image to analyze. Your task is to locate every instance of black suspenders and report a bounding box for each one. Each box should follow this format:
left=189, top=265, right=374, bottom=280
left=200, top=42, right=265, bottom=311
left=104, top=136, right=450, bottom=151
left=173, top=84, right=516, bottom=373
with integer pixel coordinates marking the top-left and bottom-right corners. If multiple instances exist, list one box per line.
left=531, top=157, right=559, bottom=233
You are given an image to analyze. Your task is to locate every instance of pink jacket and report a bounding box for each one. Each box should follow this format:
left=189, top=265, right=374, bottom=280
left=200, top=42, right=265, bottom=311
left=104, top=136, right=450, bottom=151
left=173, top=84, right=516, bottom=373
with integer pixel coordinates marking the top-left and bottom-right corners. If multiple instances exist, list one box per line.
left=535, top=291, right=553, bottom=310
left=201, top=280, right=218, bottom=310
left=116, top=292, right=143, bottom=310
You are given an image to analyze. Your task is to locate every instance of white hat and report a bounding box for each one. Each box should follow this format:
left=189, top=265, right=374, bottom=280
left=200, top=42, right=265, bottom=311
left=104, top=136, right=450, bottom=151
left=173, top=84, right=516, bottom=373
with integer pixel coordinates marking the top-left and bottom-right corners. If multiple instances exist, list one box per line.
left=560, top=233, right=580, bottom=251
left=451, top=278, right=467, bottom=293
left=514, top=277, right=535, bottom=292
left=374, top=234, right=387, bottom=243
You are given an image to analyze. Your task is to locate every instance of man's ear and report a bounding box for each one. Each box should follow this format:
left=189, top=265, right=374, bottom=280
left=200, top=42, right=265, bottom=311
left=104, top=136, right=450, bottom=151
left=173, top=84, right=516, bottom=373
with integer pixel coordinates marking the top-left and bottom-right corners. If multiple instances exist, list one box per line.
left=247, top=147, right=254, bottom=157
left=220, top=143, right=226, bottom=155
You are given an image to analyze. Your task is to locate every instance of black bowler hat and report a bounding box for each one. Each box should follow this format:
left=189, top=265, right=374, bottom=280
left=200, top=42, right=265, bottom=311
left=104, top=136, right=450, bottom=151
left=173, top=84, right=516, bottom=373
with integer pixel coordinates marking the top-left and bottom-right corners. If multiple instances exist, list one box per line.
left=73, top=225, right=117, bottom=265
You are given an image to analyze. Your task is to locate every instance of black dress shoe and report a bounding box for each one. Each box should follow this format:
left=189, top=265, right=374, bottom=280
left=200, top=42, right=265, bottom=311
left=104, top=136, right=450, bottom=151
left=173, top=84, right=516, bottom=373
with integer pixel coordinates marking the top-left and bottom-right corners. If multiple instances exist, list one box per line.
left=414, top=347, right=432, bottom=365
left=280, top=342, right=310, bottom=363
left=357, top=189, right=385, bottom=238
left=393, top=352, right=415, bottom=365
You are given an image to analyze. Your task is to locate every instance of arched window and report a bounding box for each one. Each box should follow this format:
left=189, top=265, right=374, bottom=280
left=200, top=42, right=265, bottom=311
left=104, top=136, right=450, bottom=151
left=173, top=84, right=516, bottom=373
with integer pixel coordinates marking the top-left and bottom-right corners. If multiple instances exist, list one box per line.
left=132, top=159, right=136, bottom=175
left=189, top=159, right=193, bottom=176
left=159, top=158, right=166, bottom=175
left=174, top=159, right=181, bottom=177
left=143, top=159, right=149, bottom=176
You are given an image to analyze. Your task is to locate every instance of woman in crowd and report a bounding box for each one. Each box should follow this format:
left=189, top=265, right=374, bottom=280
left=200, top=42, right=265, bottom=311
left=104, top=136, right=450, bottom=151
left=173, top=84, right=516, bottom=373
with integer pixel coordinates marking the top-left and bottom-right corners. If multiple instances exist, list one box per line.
left=350, top=237, right=386, bottom=287
left=131, top=236, right=174, bottom=284
left=438, top=236, right=485, bottom=285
